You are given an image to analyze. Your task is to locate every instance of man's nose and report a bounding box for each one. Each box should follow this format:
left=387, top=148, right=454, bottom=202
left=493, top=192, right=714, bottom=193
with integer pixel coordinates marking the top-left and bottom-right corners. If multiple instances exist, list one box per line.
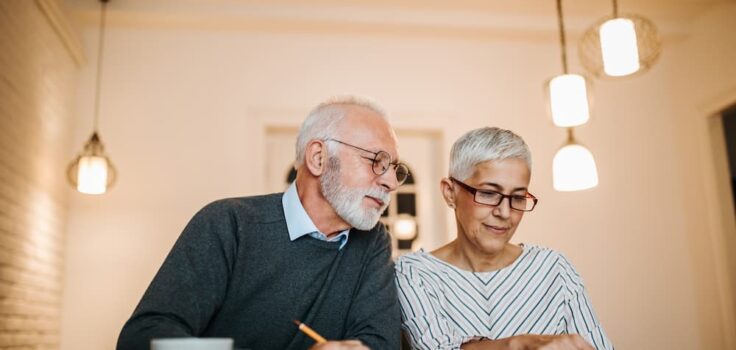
left=377, top=166, right=400, bottom=192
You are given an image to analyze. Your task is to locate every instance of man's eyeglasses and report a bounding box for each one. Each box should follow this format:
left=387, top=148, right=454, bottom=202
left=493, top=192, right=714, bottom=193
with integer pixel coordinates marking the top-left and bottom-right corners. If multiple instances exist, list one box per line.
left=450, top=177, right=538, bottom=212
left=325, top=139, right=410, bottom=185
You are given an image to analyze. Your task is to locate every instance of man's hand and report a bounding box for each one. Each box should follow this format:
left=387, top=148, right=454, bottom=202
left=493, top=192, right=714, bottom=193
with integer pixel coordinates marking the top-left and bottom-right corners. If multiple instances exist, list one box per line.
left=309, top=340, right=370, bottom=350
left=463, top=334, right=594, bottom=350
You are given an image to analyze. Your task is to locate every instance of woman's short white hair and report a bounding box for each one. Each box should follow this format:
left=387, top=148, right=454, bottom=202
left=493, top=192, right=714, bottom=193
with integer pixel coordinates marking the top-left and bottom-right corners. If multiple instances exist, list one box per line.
left=449, top=127, right=532, bottom=181
left=295, top=95, right=387, bottom=167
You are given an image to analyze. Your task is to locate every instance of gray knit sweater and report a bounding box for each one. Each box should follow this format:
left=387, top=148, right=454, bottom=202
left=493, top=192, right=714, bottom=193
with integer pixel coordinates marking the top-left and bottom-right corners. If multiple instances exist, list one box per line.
left=116, top=193, right=400, bottom=350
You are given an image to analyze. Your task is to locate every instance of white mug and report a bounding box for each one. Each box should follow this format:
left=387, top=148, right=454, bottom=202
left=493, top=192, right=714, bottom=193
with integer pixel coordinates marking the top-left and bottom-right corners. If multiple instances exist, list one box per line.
left=151, top=337, right=234, bottom=350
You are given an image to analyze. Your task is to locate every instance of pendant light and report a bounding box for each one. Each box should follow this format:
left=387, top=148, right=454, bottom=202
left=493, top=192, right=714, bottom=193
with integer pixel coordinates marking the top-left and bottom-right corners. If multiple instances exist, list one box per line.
left=553, top=129, right=599, bottom=191
left=67, top=0, right=117, bottom=195
left=579, top=0, right=662, bottom=78
left=393, top=214, right=417, bottom=251
left=393, top=214, right=417, bottom=241
left=546, top=0, right=592, bottom=128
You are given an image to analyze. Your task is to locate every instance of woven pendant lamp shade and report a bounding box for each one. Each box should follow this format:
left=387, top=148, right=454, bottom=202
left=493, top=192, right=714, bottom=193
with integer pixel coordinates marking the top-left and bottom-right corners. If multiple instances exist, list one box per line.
left=579, top=14, right=662, bottom=78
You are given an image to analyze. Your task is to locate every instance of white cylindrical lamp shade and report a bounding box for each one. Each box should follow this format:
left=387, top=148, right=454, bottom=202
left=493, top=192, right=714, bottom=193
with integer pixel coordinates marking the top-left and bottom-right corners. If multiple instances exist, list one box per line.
left=600, top=18, right=640, bottom=76
left=553, top=144, right=599, bottom=191
left=76, top=156, right=109, bottom=194
left=548, top=74, right=591, bottom=127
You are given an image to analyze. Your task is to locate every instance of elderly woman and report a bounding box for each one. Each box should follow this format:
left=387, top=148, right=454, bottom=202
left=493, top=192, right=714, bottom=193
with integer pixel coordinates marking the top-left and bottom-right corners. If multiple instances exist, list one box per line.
left=395, top=127, right=613, bottom=350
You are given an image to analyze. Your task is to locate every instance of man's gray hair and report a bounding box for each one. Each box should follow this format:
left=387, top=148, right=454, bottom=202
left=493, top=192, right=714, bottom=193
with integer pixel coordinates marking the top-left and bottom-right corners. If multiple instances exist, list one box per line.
left=295, top=95, right=387, bottom=167
left=449, top=127, right=532, bottom=181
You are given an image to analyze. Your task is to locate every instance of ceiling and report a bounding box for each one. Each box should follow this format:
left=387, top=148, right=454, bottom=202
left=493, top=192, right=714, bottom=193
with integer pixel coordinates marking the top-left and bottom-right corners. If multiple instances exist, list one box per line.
left=63, top=0, right=732, bottom=40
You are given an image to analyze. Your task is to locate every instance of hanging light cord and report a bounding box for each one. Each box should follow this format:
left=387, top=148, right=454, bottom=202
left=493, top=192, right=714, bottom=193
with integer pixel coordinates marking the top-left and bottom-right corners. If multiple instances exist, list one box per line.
left=92, top=0, right=109, bottom=133
left=566, top=127, right=575, bottom=144
left=555, top=0, right=568, bottom=74
left=612, top=0, right=619, bottom=18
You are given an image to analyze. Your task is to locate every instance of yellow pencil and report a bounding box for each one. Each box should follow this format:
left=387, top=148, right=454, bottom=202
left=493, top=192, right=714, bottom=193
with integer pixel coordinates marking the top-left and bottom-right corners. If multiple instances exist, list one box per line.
left=293, top=320, right=327, bottom=343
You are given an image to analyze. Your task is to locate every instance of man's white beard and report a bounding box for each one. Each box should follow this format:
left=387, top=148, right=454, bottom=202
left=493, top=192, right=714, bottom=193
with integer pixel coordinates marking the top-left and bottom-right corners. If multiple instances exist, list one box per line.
left=320, top=156, right=390, bottom=230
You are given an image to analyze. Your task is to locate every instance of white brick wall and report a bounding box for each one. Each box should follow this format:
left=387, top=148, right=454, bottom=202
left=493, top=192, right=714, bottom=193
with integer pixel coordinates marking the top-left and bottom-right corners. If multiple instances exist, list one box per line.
left=0, top=1, right=78, bottom=349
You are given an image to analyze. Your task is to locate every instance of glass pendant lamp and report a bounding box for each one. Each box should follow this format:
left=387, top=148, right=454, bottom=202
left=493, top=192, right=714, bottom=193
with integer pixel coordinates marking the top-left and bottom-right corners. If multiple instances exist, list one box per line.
left=553, top=129, right=599, bottom=191
left=67, top=0, right=117, bottom=195
left=546, top=0, right=592, bottom=128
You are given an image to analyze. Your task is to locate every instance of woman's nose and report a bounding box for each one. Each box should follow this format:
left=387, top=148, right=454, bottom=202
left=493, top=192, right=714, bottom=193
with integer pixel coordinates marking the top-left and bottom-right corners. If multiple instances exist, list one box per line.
left=492, top=197, right=512, bottom=218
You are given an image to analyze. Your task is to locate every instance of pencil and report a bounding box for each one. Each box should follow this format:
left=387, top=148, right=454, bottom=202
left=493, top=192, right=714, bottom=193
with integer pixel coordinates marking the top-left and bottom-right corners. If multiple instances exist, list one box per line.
left=293, top=320, right=327, bottom=343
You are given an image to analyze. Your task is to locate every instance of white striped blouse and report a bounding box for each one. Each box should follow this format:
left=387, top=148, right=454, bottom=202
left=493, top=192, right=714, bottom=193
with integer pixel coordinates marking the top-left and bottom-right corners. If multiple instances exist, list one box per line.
left=395, top=245, right=614, bottom=350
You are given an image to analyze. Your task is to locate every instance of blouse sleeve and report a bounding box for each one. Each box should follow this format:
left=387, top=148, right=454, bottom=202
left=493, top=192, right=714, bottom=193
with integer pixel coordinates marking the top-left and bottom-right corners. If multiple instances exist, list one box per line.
left=395, top=260, right=480, bottom=350
left=558, top=254, right=615, bottom=350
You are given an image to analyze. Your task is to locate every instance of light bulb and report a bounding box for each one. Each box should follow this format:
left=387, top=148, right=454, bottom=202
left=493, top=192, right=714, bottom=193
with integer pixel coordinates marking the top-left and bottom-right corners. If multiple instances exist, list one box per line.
left=77, top=156, right=108, bottom=194
left=600, top=18, right=640, bottom=76
left=548, top=74, right=591, bottom=127
left=393, top=216, right=417, bottom=241
left=553, top=143, right=598, bottom=191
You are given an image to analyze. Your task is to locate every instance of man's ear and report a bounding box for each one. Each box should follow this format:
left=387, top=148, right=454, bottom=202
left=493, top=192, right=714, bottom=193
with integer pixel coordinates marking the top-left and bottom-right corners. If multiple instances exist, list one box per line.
left=440, top=178, right=457, bottom=209
left=305, top=140, right=326, bottom=176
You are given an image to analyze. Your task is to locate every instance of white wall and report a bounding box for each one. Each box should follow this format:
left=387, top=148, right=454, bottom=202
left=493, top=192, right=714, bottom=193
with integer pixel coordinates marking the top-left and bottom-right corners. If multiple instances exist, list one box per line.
left=60, top=3, right=736, bottom=349
left=663, top=4, right=736, bottom=349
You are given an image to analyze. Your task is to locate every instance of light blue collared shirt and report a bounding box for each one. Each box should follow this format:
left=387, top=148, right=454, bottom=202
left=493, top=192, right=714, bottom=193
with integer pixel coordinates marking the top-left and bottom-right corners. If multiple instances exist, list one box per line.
left=282, top=182, right=350, bottom=250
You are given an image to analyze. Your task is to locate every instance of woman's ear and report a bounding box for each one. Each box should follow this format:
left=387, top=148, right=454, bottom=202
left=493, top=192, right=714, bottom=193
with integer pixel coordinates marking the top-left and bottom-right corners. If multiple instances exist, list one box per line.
left=305, top=140, right=326, bottom=176
left=440, top=178, right=456, bottom=209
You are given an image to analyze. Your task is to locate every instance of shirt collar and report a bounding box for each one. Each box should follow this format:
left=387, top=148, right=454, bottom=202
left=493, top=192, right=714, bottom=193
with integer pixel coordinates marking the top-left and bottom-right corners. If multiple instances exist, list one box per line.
left=282, top=182, right=350, bottom=248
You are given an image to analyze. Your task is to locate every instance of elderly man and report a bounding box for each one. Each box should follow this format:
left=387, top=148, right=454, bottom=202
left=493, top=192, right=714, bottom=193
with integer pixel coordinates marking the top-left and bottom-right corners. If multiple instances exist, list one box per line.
left=117, top=96, right=408, bottom=350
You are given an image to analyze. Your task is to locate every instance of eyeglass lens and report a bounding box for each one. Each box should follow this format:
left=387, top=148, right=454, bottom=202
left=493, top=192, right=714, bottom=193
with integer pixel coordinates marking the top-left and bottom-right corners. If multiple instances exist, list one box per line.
left=371, top=151, right=409, bottom=185
left=475, top=191, right=535, bottom=211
